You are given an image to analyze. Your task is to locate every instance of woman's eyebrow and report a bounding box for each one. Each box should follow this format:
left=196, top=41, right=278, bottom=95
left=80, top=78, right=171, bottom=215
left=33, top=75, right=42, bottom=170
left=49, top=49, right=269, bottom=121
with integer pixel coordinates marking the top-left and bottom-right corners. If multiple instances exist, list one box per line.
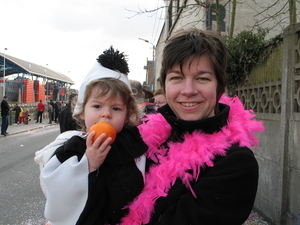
left=197, top=70, right=214, bottom=75
left=167, top=69, right=182, bottom=74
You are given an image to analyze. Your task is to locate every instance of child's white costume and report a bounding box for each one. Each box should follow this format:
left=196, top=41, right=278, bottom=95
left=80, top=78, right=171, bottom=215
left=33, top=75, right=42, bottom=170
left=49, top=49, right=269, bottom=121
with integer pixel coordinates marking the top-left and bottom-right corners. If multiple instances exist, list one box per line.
left=35, top=49, right=148, bottom=225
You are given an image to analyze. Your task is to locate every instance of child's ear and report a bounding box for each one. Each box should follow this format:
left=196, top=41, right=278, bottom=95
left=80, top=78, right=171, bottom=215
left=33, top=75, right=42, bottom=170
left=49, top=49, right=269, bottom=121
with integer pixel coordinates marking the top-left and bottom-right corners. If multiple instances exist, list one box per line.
left=79, top=113, right=85, bottom=120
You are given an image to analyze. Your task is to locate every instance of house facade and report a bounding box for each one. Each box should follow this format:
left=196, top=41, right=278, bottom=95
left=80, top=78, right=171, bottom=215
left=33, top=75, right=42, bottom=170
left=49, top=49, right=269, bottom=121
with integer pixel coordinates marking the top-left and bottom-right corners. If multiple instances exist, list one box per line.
left=149, top=0, right=298, bottom=90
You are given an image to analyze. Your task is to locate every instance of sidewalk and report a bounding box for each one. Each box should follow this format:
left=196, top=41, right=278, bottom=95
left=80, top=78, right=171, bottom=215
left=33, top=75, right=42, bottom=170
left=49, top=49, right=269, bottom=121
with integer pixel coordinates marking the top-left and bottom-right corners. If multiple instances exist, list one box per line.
left=1, top=121, right=57, bottom=138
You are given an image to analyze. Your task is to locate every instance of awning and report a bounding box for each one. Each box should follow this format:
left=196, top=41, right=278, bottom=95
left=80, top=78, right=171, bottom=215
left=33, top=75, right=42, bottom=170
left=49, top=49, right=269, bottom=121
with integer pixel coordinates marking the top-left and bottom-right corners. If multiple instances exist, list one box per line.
left=0, top=52, right=74, bottom=85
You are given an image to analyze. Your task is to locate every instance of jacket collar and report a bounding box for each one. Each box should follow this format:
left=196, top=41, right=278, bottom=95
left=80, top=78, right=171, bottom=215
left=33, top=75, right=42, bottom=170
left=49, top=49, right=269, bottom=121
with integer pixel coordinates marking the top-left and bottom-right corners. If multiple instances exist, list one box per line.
left=158, top=103, right=229, bottom=136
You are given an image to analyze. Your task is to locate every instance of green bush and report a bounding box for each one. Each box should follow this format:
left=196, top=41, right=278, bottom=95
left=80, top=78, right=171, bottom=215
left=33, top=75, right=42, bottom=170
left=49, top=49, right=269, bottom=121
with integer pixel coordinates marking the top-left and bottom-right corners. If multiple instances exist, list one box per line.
left=223, top=28, right=282, bottom=96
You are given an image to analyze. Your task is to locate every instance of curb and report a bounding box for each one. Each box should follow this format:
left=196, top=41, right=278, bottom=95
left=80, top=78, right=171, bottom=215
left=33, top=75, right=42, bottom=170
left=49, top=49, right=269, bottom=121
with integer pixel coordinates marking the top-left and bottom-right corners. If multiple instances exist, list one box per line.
left=0, top=123, right=56, bottom=138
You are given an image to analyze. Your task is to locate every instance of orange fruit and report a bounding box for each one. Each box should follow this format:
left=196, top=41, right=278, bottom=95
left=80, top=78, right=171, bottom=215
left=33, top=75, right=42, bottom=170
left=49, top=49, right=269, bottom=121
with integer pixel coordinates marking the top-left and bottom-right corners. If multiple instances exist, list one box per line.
left=89, top=121, right=116, bottom=145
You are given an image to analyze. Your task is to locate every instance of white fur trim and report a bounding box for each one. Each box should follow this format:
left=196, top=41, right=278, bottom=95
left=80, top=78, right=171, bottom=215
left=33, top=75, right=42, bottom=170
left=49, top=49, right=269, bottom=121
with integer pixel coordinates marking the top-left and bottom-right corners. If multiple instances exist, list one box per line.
left=34, top=130, right=86, bottom=195
left=42, top=155, right=89, bottom=225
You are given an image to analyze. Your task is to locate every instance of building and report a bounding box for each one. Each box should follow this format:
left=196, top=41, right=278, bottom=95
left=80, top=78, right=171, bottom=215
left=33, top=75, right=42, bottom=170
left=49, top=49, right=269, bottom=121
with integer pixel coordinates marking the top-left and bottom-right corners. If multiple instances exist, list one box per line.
left=145, top=0, right=299, bottom=90
left=0, top=52, right=75, bottom=103
left=143, top=59, right=154, bottom=89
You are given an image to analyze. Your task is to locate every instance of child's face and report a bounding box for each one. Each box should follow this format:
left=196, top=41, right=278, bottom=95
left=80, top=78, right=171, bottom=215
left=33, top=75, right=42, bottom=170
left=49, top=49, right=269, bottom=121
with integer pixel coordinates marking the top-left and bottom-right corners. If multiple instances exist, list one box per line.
left=80, top=90, right=127, bottom=134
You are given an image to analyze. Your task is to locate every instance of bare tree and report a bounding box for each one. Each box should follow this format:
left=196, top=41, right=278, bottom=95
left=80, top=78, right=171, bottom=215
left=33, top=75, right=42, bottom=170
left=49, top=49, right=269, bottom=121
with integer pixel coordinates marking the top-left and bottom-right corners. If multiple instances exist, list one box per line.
left=126, top=0, right=236, bottom=37
left=229, top=0, right=237, bottom=39
left=289, top=0, right=297, bottom=24
left=127, top=0, right=297, bottom=40
left=251, top=0, right=297, bottom=30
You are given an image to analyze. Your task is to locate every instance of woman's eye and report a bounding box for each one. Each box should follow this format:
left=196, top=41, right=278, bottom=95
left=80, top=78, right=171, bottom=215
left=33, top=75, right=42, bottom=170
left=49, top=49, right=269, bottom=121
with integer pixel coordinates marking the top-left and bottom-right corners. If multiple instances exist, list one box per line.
left=198, top=77, right=209, bottom=81
left=169, top=75, right=182, bottom=81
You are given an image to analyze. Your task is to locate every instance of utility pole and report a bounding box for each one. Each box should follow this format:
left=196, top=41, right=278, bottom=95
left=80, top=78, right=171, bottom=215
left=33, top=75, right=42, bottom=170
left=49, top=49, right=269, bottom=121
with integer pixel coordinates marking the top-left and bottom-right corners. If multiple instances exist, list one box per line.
left=138, top=38, right=156, bottom=90
left=3, top=48, right=7, bottom=98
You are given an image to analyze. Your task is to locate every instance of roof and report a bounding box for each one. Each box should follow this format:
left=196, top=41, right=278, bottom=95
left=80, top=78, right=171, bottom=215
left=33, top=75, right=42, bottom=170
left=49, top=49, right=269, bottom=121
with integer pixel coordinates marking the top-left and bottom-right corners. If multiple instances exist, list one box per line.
left=0, top=52, right=75, bottom=85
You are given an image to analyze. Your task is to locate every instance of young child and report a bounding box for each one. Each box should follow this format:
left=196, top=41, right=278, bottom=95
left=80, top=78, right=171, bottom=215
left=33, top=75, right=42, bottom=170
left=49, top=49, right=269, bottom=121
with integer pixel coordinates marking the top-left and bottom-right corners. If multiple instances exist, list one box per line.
left=35, top=46, right=148, bottom=225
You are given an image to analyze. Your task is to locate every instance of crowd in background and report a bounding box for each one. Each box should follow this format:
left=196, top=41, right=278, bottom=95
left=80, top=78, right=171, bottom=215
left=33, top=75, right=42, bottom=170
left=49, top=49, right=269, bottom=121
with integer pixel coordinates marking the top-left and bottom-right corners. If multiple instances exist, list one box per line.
left=1, top=83, right=166, bottom=136
left=0, top=94, right=81, bottom=136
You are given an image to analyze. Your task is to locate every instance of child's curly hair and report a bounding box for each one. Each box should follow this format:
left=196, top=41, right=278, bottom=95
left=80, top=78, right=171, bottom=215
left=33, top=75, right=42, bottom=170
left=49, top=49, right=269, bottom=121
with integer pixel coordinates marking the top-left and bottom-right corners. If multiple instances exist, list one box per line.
left=73, top=78, right=141, bottom=132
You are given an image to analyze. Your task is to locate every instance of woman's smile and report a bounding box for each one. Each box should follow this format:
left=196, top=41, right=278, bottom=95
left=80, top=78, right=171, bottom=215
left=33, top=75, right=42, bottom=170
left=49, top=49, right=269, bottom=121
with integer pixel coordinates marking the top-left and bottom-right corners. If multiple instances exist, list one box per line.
left=180, top=102, right=199, bottom=107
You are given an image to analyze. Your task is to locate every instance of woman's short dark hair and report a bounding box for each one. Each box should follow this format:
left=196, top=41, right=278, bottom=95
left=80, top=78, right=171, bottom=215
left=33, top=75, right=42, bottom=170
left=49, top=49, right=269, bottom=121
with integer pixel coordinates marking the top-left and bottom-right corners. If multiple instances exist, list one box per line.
left=160, top=29, right=227, bottom=103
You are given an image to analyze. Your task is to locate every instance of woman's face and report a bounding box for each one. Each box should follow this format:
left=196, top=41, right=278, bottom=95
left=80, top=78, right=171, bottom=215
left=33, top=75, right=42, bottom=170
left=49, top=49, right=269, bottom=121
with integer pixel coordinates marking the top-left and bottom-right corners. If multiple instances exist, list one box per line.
left=80, top=90, right=127, bottom=133
left=165, top=54, right=218, bottom=121
left=154, top=94, right=167, bottom=107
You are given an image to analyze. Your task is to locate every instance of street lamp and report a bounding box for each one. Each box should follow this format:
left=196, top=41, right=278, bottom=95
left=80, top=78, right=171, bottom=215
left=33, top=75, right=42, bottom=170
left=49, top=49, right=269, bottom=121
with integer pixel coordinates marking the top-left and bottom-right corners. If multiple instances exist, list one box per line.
left=138, top=38, right=156, bottom=90
left=3, top=48, right=7, bottom=98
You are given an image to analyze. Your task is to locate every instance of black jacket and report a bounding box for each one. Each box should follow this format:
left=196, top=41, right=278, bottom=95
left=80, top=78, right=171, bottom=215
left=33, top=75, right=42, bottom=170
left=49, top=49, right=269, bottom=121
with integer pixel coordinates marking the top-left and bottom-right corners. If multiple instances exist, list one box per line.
left=144, top=104, right=259, bottom=225
left=53, top=126, right=148, bottom=225
left=1, top=100, right=10, bottom=116
left=58, top=104, right=80, bottom=132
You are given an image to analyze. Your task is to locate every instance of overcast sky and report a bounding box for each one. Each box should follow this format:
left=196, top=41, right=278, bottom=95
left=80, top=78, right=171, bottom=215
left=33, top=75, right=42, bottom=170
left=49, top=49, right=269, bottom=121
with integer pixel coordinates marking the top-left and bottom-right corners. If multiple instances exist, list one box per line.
left=0, top=0, right=164, bottom=89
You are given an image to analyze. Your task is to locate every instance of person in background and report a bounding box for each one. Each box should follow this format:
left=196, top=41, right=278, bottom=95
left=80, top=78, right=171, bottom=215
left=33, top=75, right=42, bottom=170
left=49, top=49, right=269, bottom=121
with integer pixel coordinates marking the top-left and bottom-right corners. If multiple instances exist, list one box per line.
left=121, top=28, right=264, bottom=225
left=22, top=104, right=30, bottom=124
left=35, top=46, right=147, bottom=225
left=36, top=100, right=45, bottom=123
left=130, top=80, right=156, bottom=115
left=12, top=102, right=21, bottom=124
left=130, top=79, right=144, bottom=103
left=18, top=105, right=25, bottom=124
left=1, top=96, right=10, bottom=136
left=58, top=93, right=81, bottom=133
left=46, top=102, right=53, bottom=124
left=142, top=85, right=154, bottom=103
left=153, top=88, right=167, bottom=107
left=61, top=101, right=67, bottom=109
left=50, top=99, right=55, bottom=122
left=54, top=99, right=61, bottom=123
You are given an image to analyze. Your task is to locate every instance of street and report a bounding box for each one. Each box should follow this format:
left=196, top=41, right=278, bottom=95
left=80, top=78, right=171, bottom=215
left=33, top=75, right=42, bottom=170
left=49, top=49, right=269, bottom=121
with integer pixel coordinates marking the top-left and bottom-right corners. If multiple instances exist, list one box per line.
left=0, top=126, right=60, bottom=225
left=0, top=124, right=271, bottom=225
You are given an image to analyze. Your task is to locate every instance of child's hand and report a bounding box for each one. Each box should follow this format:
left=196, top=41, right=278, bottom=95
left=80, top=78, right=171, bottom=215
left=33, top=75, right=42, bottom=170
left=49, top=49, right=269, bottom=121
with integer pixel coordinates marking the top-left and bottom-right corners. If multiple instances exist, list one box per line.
left=86, top=131, right=112, bottom=172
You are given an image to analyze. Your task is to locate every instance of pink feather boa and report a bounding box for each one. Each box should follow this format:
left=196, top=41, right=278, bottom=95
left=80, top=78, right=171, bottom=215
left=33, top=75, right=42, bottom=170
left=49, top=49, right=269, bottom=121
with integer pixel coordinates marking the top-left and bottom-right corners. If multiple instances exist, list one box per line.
left=121, top=95, right=264, bottom=225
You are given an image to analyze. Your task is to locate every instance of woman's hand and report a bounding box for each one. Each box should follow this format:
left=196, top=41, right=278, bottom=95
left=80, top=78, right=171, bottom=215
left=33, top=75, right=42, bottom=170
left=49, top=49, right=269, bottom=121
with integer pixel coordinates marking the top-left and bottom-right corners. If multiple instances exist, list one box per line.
left=86, top=131, right=112, bottom=172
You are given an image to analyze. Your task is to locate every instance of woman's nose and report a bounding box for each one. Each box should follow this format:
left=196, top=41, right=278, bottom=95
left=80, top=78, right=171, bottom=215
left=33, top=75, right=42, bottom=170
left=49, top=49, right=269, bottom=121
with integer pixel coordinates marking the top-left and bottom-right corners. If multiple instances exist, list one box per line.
left=181, top=79, right=197, bottom=96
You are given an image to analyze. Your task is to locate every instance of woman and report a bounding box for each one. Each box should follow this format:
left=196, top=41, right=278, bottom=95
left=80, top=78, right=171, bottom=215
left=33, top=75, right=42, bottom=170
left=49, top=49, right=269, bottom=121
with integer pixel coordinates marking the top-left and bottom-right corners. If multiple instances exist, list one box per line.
left=121, top=29, right=264, bottom=225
